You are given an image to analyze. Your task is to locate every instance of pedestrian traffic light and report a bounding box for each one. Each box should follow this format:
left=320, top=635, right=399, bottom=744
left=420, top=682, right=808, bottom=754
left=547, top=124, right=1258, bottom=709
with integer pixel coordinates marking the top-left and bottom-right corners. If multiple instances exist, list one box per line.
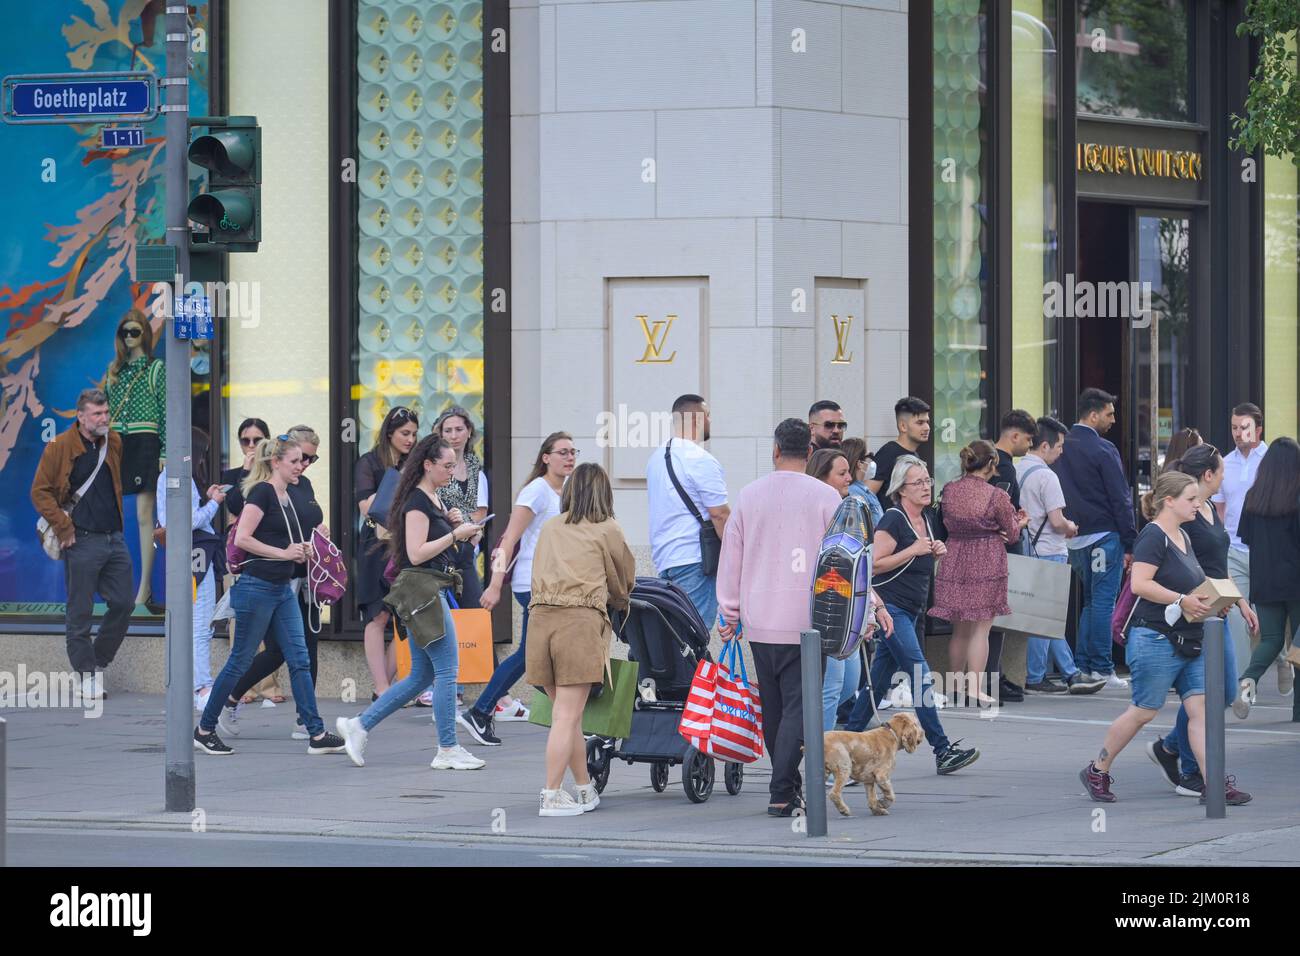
left=187, top=116, right=261, bottom=251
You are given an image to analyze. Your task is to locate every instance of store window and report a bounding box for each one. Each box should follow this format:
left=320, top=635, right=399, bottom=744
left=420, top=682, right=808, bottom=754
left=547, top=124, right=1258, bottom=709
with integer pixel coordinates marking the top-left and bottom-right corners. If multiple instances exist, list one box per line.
left=1076, top=0, right=1191, bottom=122
left=1262, top=38, right=1299, bottom=442
left=933, top=0, right=991, bottom=486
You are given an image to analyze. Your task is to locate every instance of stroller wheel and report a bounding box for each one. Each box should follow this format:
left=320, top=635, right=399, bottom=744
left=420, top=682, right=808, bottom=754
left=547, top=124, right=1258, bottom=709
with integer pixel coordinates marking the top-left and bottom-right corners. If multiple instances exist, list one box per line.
left=682, top=747, right=715, bottom=804
left=586, top=736, right=611, bottom=794
left=724, top=761, right=743, bottom=795
left=649, top=761, right=670, bottom=792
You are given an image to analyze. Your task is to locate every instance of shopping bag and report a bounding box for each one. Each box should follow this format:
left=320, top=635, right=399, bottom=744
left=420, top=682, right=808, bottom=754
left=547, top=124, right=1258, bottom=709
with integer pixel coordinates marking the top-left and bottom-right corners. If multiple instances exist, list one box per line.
left=678, top=640, right=764, bottom=763
left=446, top=592, right=494, bottom=683
left=992, top=552, right=1073, bottom=639
left=393, top=617, right=412, bottom=681
left=528, top=657, right=637, bottom=739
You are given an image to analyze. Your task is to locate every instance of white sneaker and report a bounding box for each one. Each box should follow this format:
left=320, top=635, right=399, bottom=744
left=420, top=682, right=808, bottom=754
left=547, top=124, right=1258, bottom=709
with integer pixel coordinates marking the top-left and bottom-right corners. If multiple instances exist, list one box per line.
left=933, top=691, right=949, bottom=710
left=877, top=694, right=894, bottom=711
left=193, top=687, right=212, bottom=713
left=217, top=703, right=241, bottom=737
left=80, top=672, right=104, bottom=701
left=539, top=788, right=584, bottom=817
left=573, top=781, right=600, bottom=812
left=494, top=698, right=531, bottom=722
left=291, top=722, right=310, bottom=740
left=1232, top=678, right=1255, bottom=720
left=889, top=683, right=913, bottom=709
left=336, top=716, right=368, bottom=767
left=431, top=745, right=485, bottom=771
left=1097, top=671, right=1129, bottom=689
left=1277, top=658, right=1294, bottom=696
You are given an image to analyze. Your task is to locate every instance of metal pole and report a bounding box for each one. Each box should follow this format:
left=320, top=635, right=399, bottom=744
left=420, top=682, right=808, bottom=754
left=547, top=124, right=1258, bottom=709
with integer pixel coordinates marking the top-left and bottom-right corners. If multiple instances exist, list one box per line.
left=163, top=2, right=195, bottom=812
left=1, top=717, right=7, bottom=867
left=800, top=629, right=827, bottom=837
left=1203, top=616, right=1225, bottom=819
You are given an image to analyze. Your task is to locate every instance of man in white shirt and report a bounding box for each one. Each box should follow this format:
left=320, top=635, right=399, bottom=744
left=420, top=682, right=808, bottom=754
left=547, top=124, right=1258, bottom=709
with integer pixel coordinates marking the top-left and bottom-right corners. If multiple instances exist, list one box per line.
left=1212, top=403, right=1281, bottom=689
left=1017, top=417, right=1106, bottom=696
left=646, top=394, right=730, bottom=628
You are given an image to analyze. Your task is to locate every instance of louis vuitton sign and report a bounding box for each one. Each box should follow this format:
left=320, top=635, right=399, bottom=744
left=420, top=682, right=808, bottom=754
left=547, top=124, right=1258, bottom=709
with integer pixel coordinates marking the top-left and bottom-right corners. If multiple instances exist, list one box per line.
left=1076, top=142, right=1203, bottom=181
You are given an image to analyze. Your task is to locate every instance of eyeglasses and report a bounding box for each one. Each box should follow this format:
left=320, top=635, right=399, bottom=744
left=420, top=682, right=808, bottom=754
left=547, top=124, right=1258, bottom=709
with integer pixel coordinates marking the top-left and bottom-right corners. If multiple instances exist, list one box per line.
left=904, top=478, right=934, bottom=488
left=390, top=406, right=418, bottom=425
left=549, top=448, right=579, bottom=458
left=239, top=435, right=265, bottom=447
left=119, top=326, right=144, bottom=340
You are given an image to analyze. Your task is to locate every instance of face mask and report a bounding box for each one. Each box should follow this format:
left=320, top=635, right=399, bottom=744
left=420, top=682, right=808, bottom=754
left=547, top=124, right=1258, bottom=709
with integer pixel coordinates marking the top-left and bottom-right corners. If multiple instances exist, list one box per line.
left=867, top=460, right=877, bottom=481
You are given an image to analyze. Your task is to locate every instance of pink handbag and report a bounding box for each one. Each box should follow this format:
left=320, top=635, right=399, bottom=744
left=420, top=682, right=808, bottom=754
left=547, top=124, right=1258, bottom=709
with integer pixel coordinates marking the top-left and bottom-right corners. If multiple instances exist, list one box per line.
left=1111, top=573, right=1138, bottom=646
left=308, top=527, right=347, bottom=605
left=226, top=523, right=249, bottom=574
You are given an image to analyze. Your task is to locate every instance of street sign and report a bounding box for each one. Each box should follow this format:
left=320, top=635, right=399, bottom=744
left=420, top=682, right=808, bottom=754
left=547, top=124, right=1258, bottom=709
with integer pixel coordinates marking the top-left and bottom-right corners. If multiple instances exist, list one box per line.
left=173, top=294, right=212, bottom=340
left=2, top=71, right=157, bottom=125
left=101, top=126, right=144, bottom=149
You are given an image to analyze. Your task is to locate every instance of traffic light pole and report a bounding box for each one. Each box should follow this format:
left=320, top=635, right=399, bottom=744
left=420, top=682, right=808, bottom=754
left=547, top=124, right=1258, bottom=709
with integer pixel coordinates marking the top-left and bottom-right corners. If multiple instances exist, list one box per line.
left=163, top=2, right=195, bottom=812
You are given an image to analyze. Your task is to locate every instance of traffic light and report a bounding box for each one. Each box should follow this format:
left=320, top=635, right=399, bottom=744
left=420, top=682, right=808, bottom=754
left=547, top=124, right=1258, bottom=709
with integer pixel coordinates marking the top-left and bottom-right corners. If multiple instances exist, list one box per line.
left=187, top=116, right=261, bottom=251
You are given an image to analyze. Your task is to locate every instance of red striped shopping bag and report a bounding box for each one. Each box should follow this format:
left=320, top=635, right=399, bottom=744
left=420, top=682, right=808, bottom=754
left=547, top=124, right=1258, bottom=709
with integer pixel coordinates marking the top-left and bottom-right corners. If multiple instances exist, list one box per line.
left=678, top=639, right=764, bottom=763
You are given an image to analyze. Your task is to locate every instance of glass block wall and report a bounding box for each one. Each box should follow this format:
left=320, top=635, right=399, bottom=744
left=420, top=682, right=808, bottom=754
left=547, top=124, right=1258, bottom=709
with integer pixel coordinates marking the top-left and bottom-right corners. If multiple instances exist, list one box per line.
left=932, top=0, right=990, bottom=487
left=354, top=1, right=486, bottom=456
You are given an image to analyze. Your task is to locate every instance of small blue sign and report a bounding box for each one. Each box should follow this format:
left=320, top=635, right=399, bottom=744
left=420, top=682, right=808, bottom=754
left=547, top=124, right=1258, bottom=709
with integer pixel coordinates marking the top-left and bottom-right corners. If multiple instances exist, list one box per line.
left=3, top=71, right=157, bottom=124
left=174, top=295, right=213, bottom=340
left=101, top=126, right=144, bottom=149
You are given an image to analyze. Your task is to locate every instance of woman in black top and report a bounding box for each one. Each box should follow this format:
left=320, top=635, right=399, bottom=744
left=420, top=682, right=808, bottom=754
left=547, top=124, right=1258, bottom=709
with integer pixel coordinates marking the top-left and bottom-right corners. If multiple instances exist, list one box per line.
left=227, top=426, right=329, bottom=738
left=1235, top=437, right=1300, bottom=722
left=1082, top=471, right=1251, bottom=805
left=194, top=436, right=344, bottom=756
left=1149, top=445, right=1258, bottom=792
left=355, top=406, right=420, bottom=698
left=221, top=416, right=270, bottom=520
left=336, top=436, right=485, bottom=770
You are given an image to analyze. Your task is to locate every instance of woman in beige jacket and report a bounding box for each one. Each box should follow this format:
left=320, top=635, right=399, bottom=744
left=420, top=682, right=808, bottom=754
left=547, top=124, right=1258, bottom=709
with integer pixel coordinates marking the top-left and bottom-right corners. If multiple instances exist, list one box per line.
left=526, top=462, right=637, bottom=817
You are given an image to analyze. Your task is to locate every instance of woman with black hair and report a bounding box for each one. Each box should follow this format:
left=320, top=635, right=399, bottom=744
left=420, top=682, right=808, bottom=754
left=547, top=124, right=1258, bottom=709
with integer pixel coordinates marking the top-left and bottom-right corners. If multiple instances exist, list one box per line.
left=1233, top=437, right=1300, bottom=722
left=355, top=406, right=420, bottom=698
left=221, top=417, right=271, bottom=519
left=336, top=435, right=486, bottom=770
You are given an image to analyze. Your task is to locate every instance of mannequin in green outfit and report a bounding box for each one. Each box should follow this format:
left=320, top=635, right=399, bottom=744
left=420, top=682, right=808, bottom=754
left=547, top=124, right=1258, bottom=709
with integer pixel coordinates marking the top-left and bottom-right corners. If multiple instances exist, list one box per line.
left=103, top=310, right=166, bottom=607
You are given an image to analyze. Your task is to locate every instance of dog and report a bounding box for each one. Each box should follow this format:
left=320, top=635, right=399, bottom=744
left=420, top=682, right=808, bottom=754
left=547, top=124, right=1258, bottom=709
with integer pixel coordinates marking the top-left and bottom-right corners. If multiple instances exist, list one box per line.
left=824, top=712, right=924, bottom=817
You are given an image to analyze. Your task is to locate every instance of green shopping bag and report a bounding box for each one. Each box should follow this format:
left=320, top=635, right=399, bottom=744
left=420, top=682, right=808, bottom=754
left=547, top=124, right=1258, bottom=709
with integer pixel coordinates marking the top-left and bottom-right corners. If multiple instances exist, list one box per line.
left=528, top=657, right=638, bottom=739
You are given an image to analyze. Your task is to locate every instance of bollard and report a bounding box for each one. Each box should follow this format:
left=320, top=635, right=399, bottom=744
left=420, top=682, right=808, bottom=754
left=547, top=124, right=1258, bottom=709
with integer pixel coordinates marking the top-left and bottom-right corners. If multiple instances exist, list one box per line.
left=800, top=629, right=827, bottom=837
left=1, top=716, right=6, bottom=867
left=1202, top=617, right=1225, bottom=819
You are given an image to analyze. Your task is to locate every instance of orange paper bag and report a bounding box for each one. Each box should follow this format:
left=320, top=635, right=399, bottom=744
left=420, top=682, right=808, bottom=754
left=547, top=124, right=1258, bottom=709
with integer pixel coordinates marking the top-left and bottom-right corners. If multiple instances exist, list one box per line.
left=392, top=611, right=493, bottom=684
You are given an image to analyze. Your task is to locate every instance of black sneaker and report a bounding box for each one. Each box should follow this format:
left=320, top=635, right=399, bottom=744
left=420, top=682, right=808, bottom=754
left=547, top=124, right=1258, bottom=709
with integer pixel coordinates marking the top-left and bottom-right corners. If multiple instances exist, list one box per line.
left=193, top=727, right=233, bottom=755
left=456, top=708, right=501, bottom=746
left=936, top=740, right=980, bottom=775
left=1145, top=738, right=1180, bottom=789
left=1067, top=672, right=1106, bottom=695
left=998, top=677, right=1025, bottom=702
left=1175, top=771, right=1204, bottom=797
left=307, top=731, right=347, bottom=755
left=1025, top=680, right=1068, bottom=694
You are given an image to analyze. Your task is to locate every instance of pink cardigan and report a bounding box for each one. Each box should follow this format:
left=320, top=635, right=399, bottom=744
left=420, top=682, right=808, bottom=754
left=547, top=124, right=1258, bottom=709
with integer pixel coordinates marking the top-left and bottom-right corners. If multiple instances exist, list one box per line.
left=716, top=470, right=843, bottom=645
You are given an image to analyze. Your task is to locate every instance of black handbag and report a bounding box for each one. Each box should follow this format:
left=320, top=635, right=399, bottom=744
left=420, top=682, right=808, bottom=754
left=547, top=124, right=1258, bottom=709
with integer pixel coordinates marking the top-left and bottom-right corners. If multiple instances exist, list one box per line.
left=365, top=466, right=402, bottom=538
left=664, top=439, right=721, bottom=577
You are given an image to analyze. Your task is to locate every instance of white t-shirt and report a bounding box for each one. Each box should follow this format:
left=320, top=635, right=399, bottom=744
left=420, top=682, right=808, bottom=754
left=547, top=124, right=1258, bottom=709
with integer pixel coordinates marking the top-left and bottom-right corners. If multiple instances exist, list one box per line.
left=1016, top=454, right=1068, bottom=557
left=1212, top=441, right=1268, bottom=551
left=646, top=437, right=728, bottom=573
left=511, top=476, right=562, bottom=594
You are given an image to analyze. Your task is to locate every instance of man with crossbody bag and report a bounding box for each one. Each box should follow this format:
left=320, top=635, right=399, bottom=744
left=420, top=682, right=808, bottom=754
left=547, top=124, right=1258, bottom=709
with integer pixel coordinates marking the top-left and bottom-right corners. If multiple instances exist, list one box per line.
left=1016, top=417, right=1104, bottom=695
left=30, top=388, right=134, bottom=701
left=646, top=395, right=730, bottom=628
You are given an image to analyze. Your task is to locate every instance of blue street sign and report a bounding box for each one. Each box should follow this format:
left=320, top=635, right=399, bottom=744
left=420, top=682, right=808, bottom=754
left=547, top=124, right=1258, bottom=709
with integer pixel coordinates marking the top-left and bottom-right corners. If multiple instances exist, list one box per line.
left=2, top=71, right=157, bottom=124
left=174, top=295, right=213, bottom=341
left=101, top=126, right=144, bottom=149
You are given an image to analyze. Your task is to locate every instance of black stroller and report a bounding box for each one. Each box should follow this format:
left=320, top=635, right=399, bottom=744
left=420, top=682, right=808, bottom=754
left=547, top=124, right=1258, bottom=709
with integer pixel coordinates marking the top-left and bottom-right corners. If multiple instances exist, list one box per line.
left=585, top=577, right=745, bottom=803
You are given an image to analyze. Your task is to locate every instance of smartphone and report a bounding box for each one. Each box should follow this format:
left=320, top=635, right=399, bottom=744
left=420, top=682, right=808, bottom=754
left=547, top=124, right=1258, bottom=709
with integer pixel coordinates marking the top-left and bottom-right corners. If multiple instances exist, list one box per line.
left=218, top=484, right=233, bottom=493
left=477, top=513, right=495, bottom=527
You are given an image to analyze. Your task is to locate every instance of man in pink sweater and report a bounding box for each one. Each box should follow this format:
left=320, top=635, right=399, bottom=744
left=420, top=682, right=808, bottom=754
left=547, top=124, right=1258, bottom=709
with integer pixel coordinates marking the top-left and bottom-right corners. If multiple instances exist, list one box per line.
left=717, top=418, right=842, bottom=816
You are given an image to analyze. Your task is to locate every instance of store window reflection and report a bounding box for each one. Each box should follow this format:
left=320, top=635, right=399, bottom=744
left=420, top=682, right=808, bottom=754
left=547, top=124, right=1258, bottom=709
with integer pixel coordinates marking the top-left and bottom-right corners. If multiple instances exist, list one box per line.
left=1076, top=0, right=1190, bottom=122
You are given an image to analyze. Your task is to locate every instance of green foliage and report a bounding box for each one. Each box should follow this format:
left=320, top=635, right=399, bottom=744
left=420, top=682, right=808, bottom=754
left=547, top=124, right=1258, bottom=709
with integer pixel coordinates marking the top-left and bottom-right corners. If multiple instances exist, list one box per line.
left=1229, top=0, right=1300, bottom=165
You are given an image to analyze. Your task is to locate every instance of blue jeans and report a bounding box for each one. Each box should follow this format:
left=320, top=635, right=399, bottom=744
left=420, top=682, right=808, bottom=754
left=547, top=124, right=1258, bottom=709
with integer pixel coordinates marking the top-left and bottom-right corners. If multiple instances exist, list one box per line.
left=361, top=593, right=459, bottom=748
left=1162, top=625, right=1236, bottom=777
left=470, top=590, right=530, bottom=719
left=822, top=648, right=862, bottom=732
left=1126, top=625, right=1206, bottom=709
left=1025, top=554, right=1080, bottom=683
left=1068, top=533, right=1124, bottom=675
left=662, top=563, right=718, bottom=632
left=202, top=575, right=323, bottom=736
left=846, top=605, right=950, bottom=755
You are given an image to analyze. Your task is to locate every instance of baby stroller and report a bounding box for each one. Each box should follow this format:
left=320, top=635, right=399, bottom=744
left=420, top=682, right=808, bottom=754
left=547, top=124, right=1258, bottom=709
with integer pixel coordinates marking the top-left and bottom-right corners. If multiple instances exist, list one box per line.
left=586, top=577, right=745, bottom=803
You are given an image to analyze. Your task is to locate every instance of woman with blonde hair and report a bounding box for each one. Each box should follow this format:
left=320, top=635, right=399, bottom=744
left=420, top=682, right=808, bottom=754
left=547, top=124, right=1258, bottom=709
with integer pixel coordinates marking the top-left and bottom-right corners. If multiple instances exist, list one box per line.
left=1081, top=470, right=1251, bottom=805
left=526, top=462, right=636, bottom=815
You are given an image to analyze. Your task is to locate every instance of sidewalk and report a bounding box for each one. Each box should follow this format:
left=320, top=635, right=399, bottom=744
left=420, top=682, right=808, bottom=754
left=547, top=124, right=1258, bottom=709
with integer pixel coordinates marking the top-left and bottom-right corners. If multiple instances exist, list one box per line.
left=4, top=681, right=1298, bottom=865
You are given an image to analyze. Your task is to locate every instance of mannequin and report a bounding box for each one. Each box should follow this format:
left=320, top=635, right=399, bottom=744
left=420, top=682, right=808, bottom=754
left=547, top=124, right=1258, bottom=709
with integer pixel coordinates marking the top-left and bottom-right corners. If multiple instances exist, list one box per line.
left=104, top=309, right=166, bottom=607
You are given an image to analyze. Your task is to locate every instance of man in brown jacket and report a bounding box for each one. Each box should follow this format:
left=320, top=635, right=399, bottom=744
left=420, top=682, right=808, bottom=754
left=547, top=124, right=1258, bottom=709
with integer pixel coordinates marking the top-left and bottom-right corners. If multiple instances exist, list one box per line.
left=30, top=388, right=134, bottom=699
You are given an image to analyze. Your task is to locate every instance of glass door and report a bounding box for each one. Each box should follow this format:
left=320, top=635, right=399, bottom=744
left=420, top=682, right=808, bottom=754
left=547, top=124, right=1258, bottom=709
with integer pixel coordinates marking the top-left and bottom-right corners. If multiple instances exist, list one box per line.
left=1131, top=210, right=1191, bottom=499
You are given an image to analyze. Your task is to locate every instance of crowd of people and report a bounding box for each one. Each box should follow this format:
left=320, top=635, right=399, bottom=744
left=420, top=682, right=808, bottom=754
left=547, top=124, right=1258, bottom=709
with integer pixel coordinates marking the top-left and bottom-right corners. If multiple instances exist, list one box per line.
left=30, top=378, right=1299, bottom=817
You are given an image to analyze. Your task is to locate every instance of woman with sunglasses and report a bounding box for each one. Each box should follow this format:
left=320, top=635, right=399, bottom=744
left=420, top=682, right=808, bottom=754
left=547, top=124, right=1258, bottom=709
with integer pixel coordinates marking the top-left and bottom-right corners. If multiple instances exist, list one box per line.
left=221, top=417, right=271, bottom=519
left=103, top=310, right=166, bottom=607
left=355, top=406, right=420, bottom=699
left=195, top=436, right=344, bottom=756
left=458, top=432, right=578, bottom=747
left=223, top=426, right=330, bottom=739
left=841, top=437, right=885, bottom=531
left=336, top=436, right=486, bottom=770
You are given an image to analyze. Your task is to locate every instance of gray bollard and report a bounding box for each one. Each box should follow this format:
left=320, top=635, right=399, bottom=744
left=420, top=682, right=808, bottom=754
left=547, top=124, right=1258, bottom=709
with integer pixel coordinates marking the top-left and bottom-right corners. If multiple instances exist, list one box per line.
left=1, top=716, right=6, bottom=867
left=1203, top=616, right=1225, bottom=819
left=800, top=629, right=827, bottom=837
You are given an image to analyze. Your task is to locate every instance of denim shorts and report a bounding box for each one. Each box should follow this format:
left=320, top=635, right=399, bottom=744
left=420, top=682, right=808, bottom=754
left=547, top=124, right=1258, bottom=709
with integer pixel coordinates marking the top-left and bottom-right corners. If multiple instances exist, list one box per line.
left=1127, top=625, right=1206, bottom=710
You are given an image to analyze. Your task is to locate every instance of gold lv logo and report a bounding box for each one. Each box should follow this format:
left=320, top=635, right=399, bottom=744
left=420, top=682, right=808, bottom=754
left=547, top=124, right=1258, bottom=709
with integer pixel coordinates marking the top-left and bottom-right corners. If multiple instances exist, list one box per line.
left=831, top=314, right=854, bottom=364
left=635, top=314, right=677, bottom=364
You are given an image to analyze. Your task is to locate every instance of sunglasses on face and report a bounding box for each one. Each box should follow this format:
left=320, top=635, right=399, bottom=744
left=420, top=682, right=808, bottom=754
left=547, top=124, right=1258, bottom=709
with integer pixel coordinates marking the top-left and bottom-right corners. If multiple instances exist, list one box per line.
left=119, top=326, right=144, bottom=340
left=301, top=454, right=319, bottom=465
left=239, top=435, right=265, bottom=447
left=823, top=421, right=848, bottom=431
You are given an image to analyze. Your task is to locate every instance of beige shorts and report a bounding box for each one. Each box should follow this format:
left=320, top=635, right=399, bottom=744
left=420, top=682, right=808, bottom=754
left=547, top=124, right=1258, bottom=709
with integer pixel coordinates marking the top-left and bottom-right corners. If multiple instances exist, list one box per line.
left=524, top=605, right=608, bottom=687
